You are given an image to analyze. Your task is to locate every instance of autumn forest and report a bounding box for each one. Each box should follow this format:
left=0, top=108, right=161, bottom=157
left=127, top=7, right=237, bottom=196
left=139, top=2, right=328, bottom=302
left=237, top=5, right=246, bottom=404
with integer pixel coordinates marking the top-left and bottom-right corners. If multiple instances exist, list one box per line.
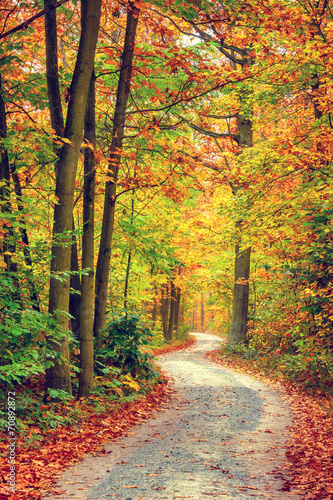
left=1, top=0, right=333, bottom=495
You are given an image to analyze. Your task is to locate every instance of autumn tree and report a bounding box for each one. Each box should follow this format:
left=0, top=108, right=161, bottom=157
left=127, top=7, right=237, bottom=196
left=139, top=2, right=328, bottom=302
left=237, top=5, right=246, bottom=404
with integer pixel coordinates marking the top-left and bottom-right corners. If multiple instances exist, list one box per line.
left=46, top=0, right=101, bottom=394
left=94, top=2, right=140, bottom=338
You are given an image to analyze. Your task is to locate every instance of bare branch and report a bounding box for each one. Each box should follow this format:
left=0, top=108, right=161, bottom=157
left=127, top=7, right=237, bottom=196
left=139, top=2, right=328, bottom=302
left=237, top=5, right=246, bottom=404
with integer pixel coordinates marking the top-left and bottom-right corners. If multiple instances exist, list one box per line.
left=152, top=9, right=202, bottom=39
left=181, top=115, right=239, bottom=142
left=201, top=113, right=238, bottom=120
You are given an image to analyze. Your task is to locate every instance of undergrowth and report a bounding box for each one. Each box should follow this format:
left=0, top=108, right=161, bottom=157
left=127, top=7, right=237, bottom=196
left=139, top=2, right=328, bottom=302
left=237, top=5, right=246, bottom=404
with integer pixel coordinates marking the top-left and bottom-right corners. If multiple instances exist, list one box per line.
left=0, top=311, right=191, bottom=444
left=220, top=339, right=333, bottom=400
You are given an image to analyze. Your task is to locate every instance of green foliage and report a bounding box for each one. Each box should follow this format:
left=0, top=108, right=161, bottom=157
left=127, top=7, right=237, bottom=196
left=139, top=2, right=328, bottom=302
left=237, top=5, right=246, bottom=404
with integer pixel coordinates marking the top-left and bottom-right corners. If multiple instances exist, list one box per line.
left=0, top=271, right=72, bottom=426
left=0, top=284, right=64, bottom=378
left=173, top=322, right=191, bottom=342
left=95, top=311, right=159, bottom=379
left=225, top=334, right=333, bottom=397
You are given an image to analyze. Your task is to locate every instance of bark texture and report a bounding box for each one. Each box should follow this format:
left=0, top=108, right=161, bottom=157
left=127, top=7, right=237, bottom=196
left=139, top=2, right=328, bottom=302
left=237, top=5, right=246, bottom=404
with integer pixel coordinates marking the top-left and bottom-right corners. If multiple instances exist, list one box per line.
left=167, top=277, right=176, bottom=341
left=229, top=245, right=251, bottom=345
left=161, top=282, right=169, bottom=340
left=44, top=0, right=64, bottom=141
left=44, top=0, right=82, bottom=339
left=228, top=114, right=253, bottom=346
left=46, top=0, right=101, bottom=394
left=94, top=5, right=139, bottom=337
left=0, top=74, right=16, bottom=273
left=79, top=72, right=96, bottom=398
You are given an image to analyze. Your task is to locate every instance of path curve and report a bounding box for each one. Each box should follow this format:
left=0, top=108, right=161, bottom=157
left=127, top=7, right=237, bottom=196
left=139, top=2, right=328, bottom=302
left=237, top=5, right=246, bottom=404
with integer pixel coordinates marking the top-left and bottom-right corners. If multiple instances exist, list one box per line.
left=44, top=332, right=300, bottom=500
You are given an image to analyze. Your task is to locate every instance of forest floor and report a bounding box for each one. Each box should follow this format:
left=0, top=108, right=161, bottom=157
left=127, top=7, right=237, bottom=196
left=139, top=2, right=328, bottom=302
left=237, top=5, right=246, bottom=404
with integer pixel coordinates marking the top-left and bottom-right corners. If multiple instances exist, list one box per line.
left=41, top=332, right=306, bottom=500
left=2, top=332, right=332, bottom=500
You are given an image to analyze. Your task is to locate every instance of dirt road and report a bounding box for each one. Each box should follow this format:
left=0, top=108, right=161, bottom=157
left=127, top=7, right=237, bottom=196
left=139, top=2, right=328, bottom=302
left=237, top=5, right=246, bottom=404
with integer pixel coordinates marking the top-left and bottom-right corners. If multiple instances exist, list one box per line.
left=44, top=332, right=301, bottom=500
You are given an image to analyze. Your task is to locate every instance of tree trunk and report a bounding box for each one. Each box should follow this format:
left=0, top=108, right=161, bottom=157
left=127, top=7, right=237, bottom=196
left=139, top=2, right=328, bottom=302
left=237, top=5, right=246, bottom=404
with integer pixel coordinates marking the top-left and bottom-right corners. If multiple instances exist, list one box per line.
left=200, top=293, right=205, bottom=331
left=124, top=251, right=132, bottom=313
left=10, top=166, right=40, bottom=309
left=69, top=223, right=81, bottom=338
left=44, top=0, right=64, bottom=143
left=0, top=75, right=10, bottom=201
left=46, top=0, right=101, bottom=395
left=161, top=282, right=169, bottom=340
left=44, top=0, right=81, bottom=339
left=192, top=303, right=196, bottom=329
left=78, top=71, right=96, bottom=398
left=228, top=112, right=253, bottom=345
left=94, top=5, right=139, bottom=337
left=166, top=277, right=176, bottom=341
left=174, top=287, right=181, bottom=332
left=152, top=299, right=158, bottom=325
left=0, top=74, right=16, bottom=274
left=229, top=245, right=251, bottom=346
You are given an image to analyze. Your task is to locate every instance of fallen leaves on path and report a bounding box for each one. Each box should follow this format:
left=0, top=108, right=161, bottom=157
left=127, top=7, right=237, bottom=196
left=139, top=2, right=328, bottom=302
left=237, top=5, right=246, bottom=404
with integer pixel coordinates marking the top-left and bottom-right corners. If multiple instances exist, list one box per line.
left=149, top=336, right=196, bottom=357
left=0, top=382, right=173, bottom=500
left=206, top=348, right=333, bottom=500
left=1, top=381, right=173, bottom=500
left=0, top=338, right=198, bottom=500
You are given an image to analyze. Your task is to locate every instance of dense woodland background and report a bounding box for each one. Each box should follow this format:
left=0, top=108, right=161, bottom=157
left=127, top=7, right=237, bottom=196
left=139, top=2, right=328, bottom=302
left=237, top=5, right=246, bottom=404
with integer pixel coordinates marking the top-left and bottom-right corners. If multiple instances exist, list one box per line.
left=1, top=0, right=333, bottom=427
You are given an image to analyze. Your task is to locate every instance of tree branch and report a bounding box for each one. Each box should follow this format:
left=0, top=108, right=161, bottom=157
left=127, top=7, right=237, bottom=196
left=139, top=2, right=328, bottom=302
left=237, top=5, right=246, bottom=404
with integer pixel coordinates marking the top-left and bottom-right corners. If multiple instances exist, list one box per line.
left=181, top=115, right=239, bottom=142
left=201, top=113, right=238, bottom=120
left=0, top=0, right=71, bottom=40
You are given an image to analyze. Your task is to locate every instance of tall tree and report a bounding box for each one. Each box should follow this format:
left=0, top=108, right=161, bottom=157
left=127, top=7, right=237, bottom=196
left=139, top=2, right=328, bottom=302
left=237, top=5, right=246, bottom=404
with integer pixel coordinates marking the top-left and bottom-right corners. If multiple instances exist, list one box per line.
left=94, top=2, right=139, bottom=337
left=79, top=71, right=96, bottom=398
left=46, top=0, right=101, bottom=394
left=44, top=0, right=82, bottom=339
left=0, top=73, right=15, bottom=273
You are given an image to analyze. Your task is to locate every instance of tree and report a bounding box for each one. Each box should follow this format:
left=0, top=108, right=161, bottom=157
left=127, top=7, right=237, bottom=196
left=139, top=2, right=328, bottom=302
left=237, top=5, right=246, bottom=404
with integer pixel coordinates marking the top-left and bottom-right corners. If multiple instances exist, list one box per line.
left=94, top=2, right=139, bottom=337
left=78, top=71, right=96, bottom=398
left=46, top=0, right=101, bottom=394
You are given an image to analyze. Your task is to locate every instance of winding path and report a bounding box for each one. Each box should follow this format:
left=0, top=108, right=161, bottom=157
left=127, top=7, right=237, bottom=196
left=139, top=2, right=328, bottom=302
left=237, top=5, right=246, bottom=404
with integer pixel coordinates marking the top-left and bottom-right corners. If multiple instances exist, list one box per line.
left=45, top=333, right=301, bottom=500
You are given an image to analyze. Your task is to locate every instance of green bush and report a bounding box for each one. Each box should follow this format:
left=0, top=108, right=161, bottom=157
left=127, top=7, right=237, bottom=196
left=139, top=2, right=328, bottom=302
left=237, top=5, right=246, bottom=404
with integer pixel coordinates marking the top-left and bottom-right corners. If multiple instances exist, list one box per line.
left=174, top=323, right=191, bottom=342
left=95, top=311, right=159, bottom=379
left=0, top=273, right=72, bottom=431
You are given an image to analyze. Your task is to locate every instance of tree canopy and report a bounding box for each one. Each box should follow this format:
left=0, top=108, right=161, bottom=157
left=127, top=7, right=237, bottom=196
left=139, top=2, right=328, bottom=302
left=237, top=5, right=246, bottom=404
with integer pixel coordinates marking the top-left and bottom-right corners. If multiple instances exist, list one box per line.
left=0, top=0, right=333, bottom=405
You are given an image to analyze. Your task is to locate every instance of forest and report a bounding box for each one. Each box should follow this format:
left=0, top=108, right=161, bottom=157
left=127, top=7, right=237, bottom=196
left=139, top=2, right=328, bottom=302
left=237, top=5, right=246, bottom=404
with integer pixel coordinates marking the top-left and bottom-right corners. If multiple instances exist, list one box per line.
left=1, top=0, right=333, bottom=495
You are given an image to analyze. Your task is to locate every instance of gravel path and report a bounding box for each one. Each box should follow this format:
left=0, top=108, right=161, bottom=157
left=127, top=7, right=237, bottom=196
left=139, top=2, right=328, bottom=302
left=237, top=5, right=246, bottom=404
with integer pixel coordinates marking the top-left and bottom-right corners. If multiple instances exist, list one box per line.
left=44, top=332, right=301, bottom=500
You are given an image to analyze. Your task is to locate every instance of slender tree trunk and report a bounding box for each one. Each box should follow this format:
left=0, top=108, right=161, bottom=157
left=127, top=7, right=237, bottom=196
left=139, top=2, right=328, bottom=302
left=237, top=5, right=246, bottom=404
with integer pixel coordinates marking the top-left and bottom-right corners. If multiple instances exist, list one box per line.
left=79, top=72, right=96, bottom=398
left=200, top=293, right=205, bottom=331
left=229, top=245, right=251, bottom=345
left=174, top=287, right=181, bottom=332
left=166, top=277, right=176, bottom=341
left=124, top=194, right=134, bottom=313
left=124, top=251, right=131, bottom=313
left=228, top=112, right=253, bottom=345
left=0, top=74, right=17, bottom=275
left=44, top=0, right=64, bottom=143
left=0, top=76, right=11, bottom=207
left=152, top=299, right=158, bottom=325
left=44, top=0, right=82, bottom=339
left=69, top=223, right=81, bottom=337
left=10, top=166, right=40, bottom=309
left=192, top=303, right=196, bottom=329
left=46, top=0, right=101, bottom=395
left=94, top=5, right=139, bottom=337
left=161, top=282, right=169, bottom=339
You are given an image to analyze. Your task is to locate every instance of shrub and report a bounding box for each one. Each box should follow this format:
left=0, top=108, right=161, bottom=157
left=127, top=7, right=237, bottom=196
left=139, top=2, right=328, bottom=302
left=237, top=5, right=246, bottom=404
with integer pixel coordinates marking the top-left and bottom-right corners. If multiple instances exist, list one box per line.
left=95, top=311, right=159, bottom=379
